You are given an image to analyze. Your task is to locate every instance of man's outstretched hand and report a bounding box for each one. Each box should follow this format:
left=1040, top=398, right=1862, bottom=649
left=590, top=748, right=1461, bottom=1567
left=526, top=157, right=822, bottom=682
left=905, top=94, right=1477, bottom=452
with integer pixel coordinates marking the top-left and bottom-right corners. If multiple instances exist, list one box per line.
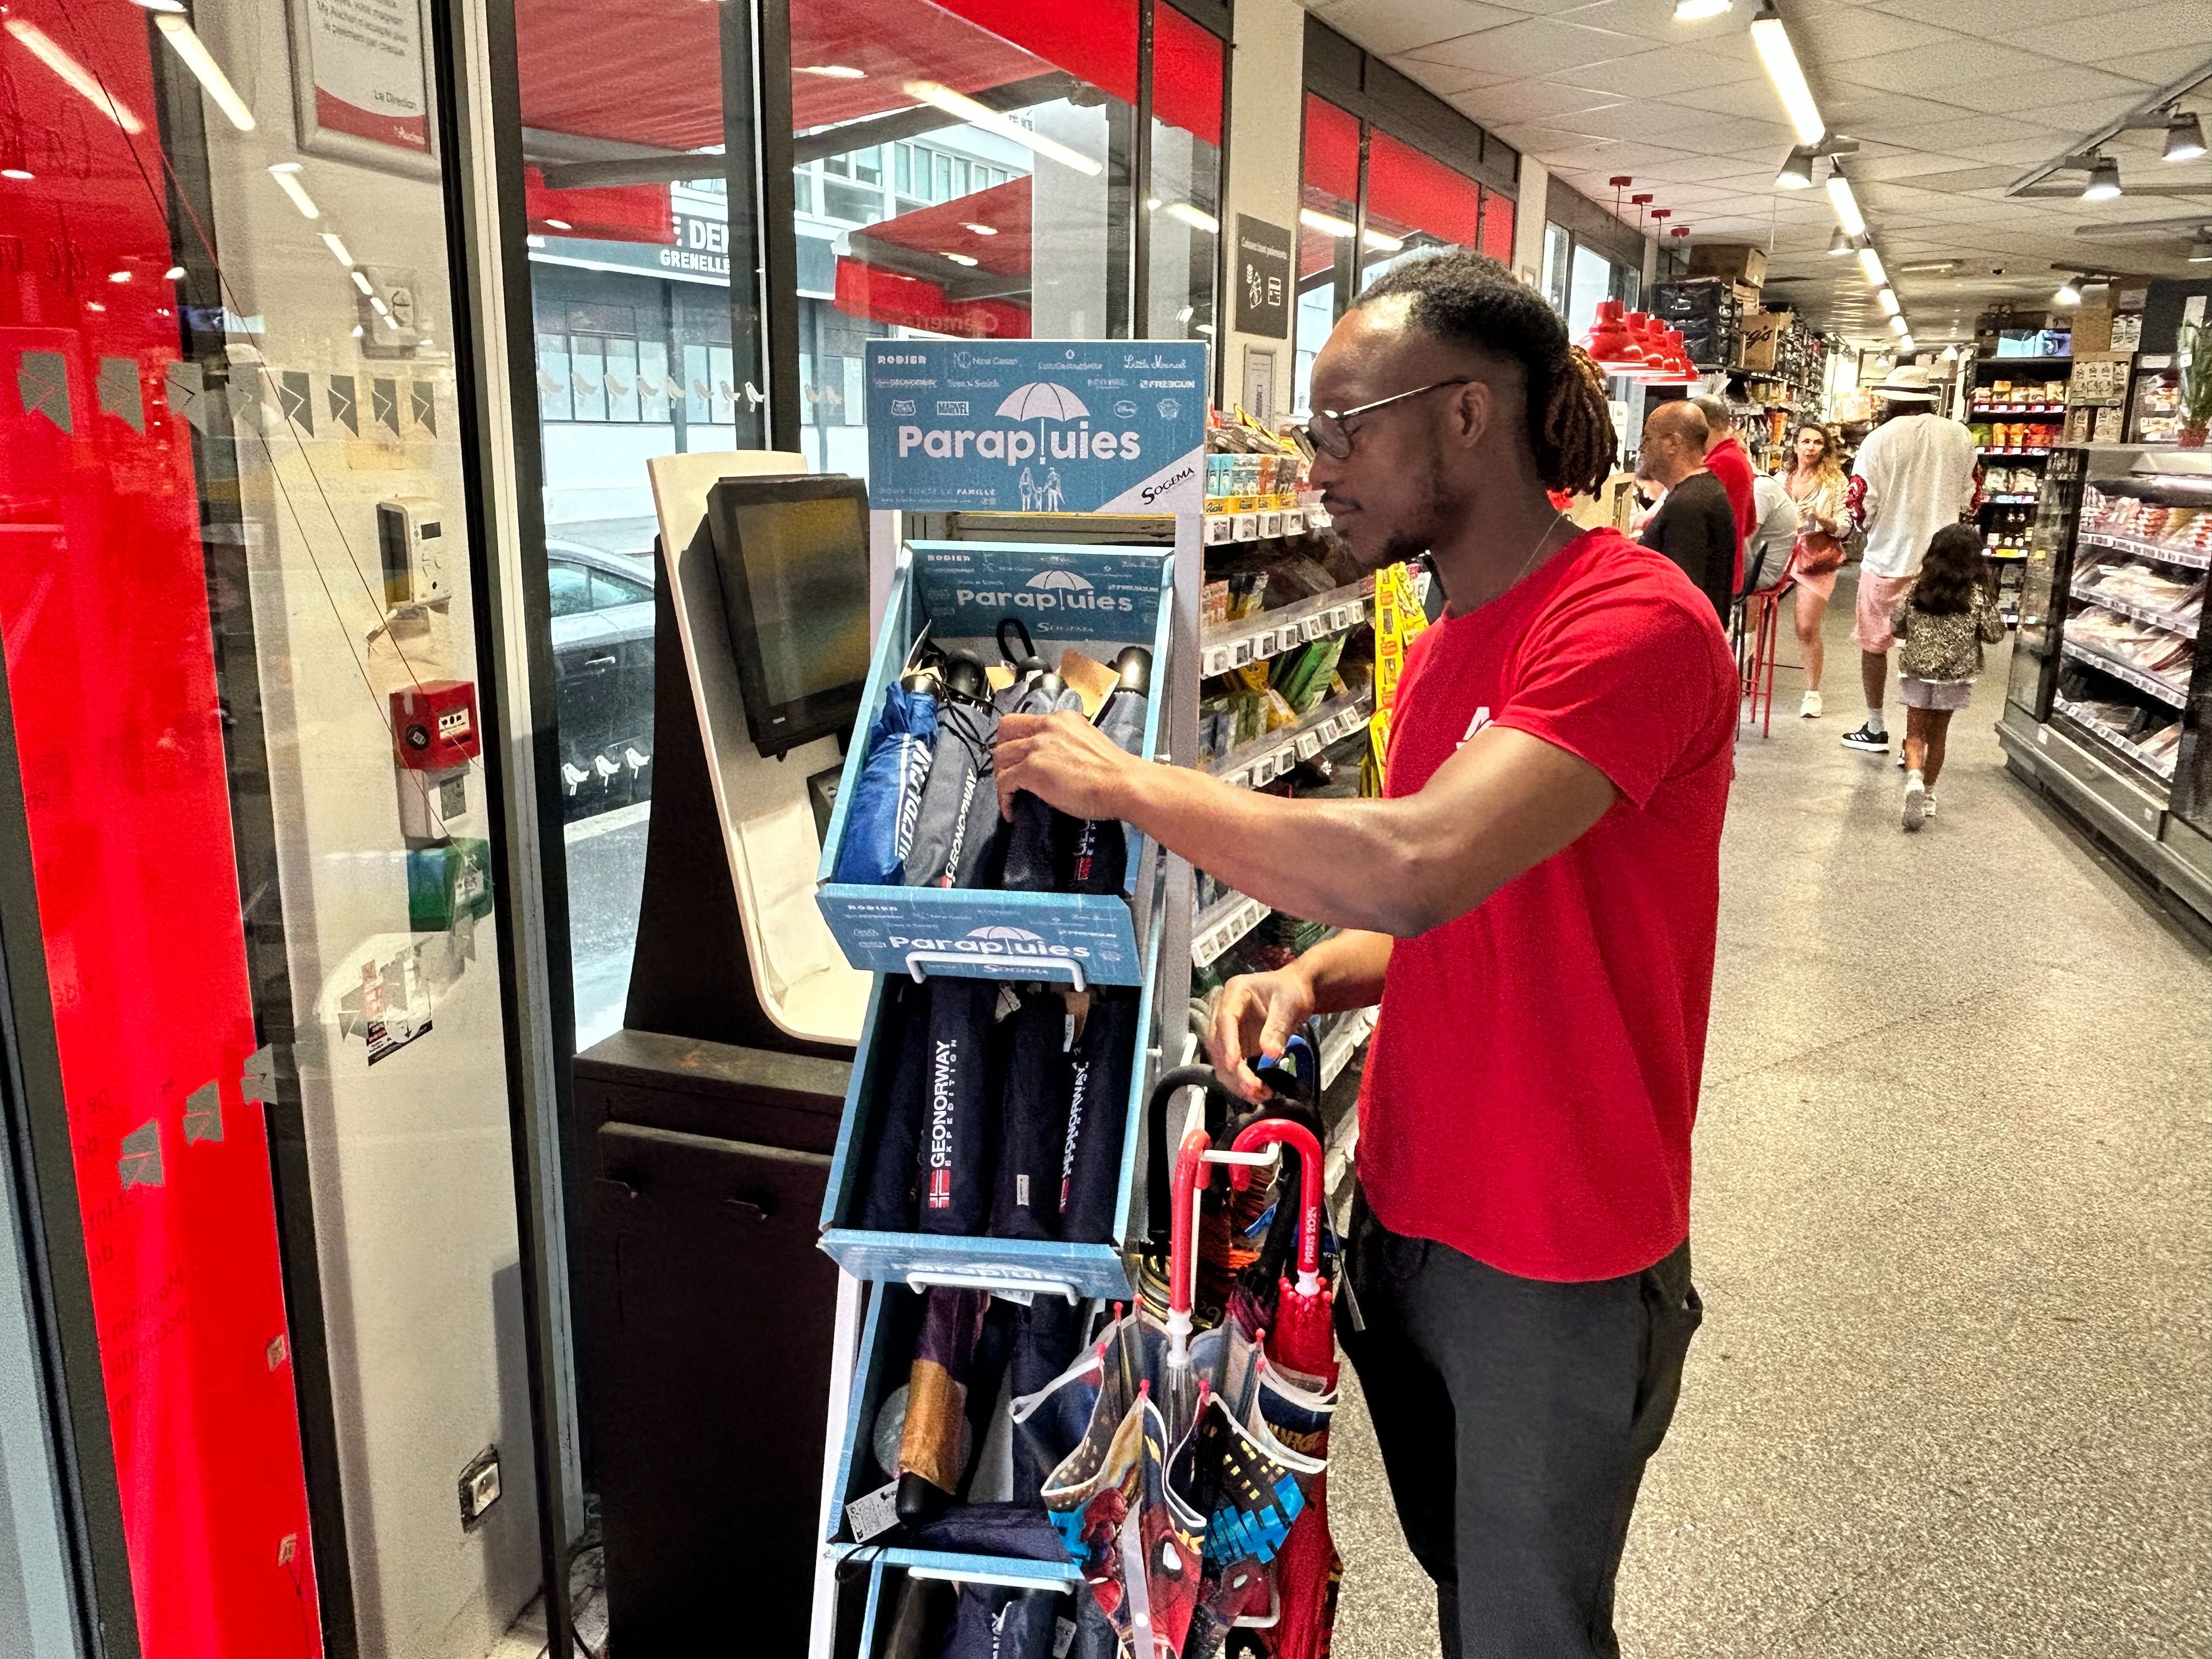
left=995, top=709, right=1144, bottom=822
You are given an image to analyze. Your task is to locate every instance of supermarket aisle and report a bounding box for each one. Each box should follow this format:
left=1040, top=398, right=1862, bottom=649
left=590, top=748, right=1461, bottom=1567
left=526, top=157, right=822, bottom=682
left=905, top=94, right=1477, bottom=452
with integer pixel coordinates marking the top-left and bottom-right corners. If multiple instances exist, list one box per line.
left=1329, top=586, right=2212, bottom=1657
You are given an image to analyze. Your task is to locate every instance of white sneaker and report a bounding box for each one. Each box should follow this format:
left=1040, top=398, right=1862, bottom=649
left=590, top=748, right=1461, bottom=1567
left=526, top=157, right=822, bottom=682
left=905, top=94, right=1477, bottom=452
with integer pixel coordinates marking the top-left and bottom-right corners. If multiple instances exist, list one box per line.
left=1923, top=793, right=1938, bottom=819
left=1800, top=690, right=1823, bottom=719
left=1903, top=770, right=1928, bottom=832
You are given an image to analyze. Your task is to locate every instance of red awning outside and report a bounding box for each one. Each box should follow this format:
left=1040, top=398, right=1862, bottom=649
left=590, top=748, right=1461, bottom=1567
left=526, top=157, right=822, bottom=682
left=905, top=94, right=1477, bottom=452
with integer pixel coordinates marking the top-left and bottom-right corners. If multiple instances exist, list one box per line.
left=513, top=0, right=1216, bottom=161
left=855, top=176, right=1030, bottom=277
left=1367, top=129, right=1481, bottom=247
left=525, top=166, right=674, bottom=244
left=1300, top=93, right=1359, bottom=281
left=833, top=259, right=1029, bottom=338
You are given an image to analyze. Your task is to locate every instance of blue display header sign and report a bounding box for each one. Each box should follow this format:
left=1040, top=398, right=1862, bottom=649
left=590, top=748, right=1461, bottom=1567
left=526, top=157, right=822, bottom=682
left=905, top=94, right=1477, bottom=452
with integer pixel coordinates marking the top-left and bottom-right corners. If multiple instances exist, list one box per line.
left=866, top=339, right=1209, bottom=514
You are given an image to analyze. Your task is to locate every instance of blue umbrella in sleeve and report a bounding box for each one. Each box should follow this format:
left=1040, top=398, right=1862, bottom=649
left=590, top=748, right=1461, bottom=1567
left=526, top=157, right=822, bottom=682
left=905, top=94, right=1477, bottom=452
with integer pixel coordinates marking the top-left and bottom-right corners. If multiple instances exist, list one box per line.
left=831, top=631, right=940, bottom=887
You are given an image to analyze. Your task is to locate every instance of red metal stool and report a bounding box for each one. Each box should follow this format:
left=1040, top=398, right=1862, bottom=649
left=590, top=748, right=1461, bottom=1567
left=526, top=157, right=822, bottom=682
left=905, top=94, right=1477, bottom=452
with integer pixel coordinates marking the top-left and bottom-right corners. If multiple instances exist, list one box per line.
left=1740, top=551, right=1798, bottom=738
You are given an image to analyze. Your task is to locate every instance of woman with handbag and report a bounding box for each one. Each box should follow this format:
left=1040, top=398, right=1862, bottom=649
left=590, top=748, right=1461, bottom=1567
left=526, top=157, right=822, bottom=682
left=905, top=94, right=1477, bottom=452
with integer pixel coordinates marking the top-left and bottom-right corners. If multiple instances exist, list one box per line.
left=1781, top=422, right=1851, bottom=718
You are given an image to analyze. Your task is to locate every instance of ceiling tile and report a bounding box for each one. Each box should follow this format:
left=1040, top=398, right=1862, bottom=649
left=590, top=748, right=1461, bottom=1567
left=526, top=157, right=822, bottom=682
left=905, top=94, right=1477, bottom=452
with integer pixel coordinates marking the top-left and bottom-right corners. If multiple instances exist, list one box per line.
left=1449, top=78, right=1627, bottom=125
left=1820, top=87, right=1976, bottom=132
left=1318, top=0, right=1523, bottom=57
left=1791, top=5, right=1960, bottom=62
left=1423, top=64, right=1523, bottom=96
left=1541, top=0, right=1748, bottom=46
left=2068, top=5, right=2212, bottom=62
left=1840, top=40, right=2073, bottom=98
left=1932, top=60, right=2160, bottom=117
left=1553, top=41, right=1762, bottom=96
left=1400, top=14, right=1647, bottom=76
left=1648, top=78, right=1801, bottom=121
left=1867, top=0, right=2171, bottom=27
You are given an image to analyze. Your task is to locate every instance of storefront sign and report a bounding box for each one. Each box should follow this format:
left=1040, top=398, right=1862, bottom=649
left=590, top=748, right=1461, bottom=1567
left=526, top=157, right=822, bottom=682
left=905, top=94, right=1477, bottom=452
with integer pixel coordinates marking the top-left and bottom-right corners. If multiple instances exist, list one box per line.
left=287, top=0, right=439, bottom=178
left=1234, top=215, right=1293, bottom=340
left=865, top=340, right=1209, bottom=514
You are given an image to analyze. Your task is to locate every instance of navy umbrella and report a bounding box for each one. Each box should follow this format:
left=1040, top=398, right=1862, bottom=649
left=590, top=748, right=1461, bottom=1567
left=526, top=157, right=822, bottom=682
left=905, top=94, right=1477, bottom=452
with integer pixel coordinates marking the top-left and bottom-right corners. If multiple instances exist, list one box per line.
left=915, top=975, right=1002, bottom=1236
left=996, top=619, right=1090, bottom=892
left=832, top=635, right=940, bottom=886
left=1056, top=989, right=1141, bottom=1246
left=990, top=986, right=1075, bottom=1241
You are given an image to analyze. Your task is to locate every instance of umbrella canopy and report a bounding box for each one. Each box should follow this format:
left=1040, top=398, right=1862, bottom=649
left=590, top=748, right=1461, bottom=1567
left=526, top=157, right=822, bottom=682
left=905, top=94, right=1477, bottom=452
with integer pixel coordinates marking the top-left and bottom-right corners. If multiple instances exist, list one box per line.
left=997, top=381, right=1092, bottom=421
left=903, top=656, right=1005, bottom=889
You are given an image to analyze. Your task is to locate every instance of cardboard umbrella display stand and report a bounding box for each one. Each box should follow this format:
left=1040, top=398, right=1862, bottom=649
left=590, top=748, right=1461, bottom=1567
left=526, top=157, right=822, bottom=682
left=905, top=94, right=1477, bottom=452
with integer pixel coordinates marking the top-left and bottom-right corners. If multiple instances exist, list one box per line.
left=801, top=342, right=1339, bottom=1658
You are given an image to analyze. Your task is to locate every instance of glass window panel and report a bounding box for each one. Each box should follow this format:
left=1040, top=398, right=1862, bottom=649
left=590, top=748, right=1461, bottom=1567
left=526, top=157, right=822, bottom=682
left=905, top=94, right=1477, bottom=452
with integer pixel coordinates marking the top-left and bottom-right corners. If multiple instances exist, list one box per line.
left=1296, top=94, right=1361, bottom=415
left=1543, top=223, right=1572, bottom=317
left=1568, top=244, right=1612, bottom=338
left=538, top=332, right=574, bottom=420
left=1479, top=188, right=1515, bottom=264
left=685, top=343, right=713, bottom=424
left=709, top=346, right=736, bottom=425
left=854, top=146, right=882, bottom=185
left=591, top=571, right=653, bottom=608
left=1361, top=128, right=1482, bottom=291
left=570, top=337, right=608, bottom=420
left=605, top=337, right=641, bottom=421
left=795, top=168, right=815, bottom=214
left=787, top=0, right=1139, bottom=480
left=1146, top=5, right=1224, bottom=348
left=639, top=340, right=671, bottom=422
left=548, top=561, right=596, bottom=617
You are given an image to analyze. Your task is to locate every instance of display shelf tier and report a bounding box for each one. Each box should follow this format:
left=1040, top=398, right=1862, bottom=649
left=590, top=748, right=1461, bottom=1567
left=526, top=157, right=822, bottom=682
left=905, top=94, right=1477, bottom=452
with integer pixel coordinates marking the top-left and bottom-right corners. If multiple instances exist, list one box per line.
left=2060, top=639, right=2190, bottom=708
left=2075, top=591, right=2199, bottom=640
left=2052, top=696, right=2179, bottom=784
left=1192, top=889, right=1269, bottom=969
left=1982, top=494, right=2039, bottom=506
left=1199, top=577, right=1372, bottom=677
left=1972, top=403, right=2066, bottom=415
left=1201, top=506, right=1333, bottom=545
left=1205, top=687, right=1374, bottom=789
left=2079, top=529, right=2212, bottom=571
left=1978, top=446, right=2051, bottom=458
left=1319, top=1005, right=1380, bottom=1089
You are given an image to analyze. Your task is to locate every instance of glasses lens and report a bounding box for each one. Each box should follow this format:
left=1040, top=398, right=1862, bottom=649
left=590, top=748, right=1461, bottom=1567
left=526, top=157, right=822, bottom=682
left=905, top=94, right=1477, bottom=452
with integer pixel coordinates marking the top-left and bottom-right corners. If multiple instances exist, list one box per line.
left=1308, top=414, right=1351, bottom=459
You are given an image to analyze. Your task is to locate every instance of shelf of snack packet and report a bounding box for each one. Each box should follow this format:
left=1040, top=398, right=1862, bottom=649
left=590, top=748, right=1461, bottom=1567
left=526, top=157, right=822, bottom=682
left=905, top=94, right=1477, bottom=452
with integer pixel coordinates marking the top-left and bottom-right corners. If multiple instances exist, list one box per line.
left=1199, top=573, right=1372, bottom=676
left=1978, top=445, right=2053, bottom=458
left=1972, top=403, right=2067, bottom=416
left=1204, top=686, right=1375, bottom=791
left=1317, top=1003, right=1379, bottom=1090
left=1202, top=499, right=1334, bottom=544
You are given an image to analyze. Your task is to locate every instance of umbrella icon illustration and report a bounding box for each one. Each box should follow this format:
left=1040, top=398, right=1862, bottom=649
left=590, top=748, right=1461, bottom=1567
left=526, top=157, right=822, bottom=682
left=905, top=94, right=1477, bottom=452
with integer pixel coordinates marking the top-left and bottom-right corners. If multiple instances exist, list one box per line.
left=998, top=381, right=1090, bottom=478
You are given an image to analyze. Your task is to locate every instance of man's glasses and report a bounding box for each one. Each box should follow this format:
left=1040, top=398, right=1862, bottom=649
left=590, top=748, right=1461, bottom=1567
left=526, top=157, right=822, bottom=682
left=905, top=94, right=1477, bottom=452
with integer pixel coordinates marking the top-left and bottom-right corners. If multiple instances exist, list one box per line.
left=1302, top=377, right=1474, bottom=460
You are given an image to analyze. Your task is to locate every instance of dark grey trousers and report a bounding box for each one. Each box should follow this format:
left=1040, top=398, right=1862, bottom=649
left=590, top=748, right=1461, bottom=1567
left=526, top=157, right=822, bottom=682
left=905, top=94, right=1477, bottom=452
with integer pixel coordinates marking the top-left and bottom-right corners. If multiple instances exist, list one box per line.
left=1337, top=1191, right=1702, bottom=1658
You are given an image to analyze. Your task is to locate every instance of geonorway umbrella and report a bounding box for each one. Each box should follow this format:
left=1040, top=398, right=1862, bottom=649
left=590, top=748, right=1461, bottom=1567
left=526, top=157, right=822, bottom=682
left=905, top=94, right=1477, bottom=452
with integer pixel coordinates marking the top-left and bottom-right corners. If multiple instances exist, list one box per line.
left=1057, top=646, right=1152, bottom=896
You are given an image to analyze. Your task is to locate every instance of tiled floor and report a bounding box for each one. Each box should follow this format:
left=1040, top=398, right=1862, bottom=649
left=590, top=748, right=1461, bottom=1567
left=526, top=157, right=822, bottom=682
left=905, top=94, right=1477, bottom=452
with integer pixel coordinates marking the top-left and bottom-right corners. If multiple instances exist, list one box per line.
left=1331, top=589, right=2212, bottom=1657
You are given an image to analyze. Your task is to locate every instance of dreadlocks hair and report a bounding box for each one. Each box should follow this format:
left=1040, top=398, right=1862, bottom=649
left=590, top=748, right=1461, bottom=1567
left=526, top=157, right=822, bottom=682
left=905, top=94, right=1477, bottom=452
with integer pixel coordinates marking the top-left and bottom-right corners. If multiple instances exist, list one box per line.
left=1353, top=250, right=1619, bottom=499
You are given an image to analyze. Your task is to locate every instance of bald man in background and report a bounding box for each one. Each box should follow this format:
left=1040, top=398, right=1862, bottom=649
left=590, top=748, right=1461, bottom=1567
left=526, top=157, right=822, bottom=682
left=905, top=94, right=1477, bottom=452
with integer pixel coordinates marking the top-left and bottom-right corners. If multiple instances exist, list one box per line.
left=1637, top=402, right=1739, bottom=623
left=1692, top=392, right=1757, bottom=595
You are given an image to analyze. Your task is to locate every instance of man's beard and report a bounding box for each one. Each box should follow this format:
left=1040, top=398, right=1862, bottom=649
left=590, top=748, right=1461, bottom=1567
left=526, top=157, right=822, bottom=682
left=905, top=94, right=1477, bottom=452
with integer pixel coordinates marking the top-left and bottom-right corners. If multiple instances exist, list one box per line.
left=1359, top=455, right=1457, bottom=571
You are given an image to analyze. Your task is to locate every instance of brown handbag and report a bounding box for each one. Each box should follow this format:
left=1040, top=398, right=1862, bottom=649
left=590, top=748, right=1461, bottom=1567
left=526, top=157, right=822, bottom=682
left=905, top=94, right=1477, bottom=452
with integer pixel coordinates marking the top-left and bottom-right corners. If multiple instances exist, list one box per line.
left=1795, top=527, right=1846, bottom=577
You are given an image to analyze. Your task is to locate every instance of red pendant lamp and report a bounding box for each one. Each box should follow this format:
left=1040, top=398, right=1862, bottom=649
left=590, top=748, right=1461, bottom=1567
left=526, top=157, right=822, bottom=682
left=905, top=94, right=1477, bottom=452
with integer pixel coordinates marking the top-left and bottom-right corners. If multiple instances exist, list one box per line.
left=1581, top=298, right=1646, bottom=375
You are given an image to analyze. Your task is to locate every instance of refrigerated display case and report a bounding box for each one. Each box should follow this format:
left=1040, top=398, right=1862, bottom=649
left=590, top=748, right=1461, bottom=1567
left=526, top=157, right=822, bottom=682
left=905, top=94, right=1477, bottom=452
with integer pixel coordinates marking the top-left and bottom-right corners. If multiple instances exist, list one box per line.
left=1997, top=446, right=2212, bottom=929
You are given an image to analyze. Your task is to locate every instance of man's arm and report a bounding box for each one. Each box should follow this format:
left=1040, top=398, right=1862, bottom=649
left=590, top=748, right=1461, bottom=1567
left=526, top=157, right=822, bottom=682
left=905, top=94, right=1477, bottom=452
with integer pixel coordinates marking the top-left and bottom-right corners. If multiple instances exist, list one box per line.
left=1205, top=929, right=1391, bottom=1102
left=994, top=714, right=1618, bottom=939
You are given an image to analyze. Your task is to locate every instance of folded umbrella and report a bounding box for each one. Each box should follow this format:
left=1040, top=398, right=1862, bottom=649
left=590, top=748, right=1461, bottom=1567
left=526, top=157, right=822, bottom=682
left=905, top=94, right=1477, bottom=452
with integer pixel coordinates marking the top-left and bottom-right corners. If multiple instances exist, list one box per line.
left=940, top=1584, right=1063, bottom=1659
left=857, top=978, right=933, bottom=1232
left=1057, top=646, right=1152, bottom=896
left=896, top=1285, right=991, bottom=1527
left=916, top=975, right=1003, bottom=1237
left=1056, top=989, right=1141, bottom=1247
left=832, top=635, right=940, bottom=885
left=991, top=986, right=1075, bottom=1240
left=904, top=654, right=1006, bottom=889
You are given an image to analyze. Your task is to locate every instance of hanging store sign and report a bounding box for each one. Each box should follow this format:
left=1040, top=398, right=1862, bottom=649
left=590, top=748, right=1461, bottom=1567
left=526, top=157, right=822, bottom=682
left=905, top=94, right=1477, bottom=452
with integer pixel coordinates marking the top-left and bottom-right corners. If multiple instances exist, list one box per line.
left=1234, top=215, right=1294, bottom=340
left=287, top=0, right=439, bottom=179
left=865, top=339, right=1210, bottom=514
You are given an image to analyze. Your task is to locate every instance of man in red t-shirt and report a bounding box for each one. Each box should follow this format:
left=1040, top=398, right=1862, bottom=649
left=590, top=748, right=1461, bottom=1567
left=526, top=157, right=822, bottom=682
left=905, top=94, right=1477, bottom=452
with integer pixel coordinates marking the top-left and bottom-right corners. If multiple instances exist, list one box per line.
left=996, top=251, right=1737, bottom=1657
left=1692, top=392, right=1757, bottom=594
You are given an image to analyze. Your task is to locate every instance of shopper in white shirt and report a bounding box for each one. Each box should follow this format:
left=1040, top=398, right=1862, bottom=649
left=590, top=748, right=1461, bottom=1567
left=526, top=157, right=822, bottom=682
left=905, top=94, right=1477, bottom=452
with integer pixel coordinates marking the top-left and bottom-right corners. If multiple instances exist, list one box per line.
left=1838, top=364, right=1979, bottom=754
left=1745, top=470, right=1801, bottom=594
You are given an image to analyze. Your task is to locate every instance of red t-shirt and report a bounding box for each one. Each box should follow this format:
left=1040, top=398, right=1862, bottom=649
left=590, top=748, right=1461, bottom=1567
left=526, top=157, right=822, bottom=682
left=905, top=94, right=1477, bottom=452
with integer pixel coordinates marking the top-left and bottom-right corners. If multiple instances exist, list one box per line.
left=1355, top=528, right=1737, bottom=1282
left=1706, top=436, right=1757, bottom=592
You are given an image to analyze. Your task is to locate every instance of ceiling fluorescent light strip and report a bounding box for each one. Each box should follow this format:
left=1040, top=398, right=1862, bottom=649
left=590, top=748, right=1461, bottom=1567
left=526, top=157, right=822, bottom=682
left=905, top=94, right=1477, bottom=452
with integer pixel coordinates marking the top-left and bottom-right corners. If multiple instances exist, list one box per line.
left=5, top=19, right=146, bottom=133
left=1750, top=4, right=1824, bottom=146
left=904, top=81, right=1102, bottom=177
left=154, top=15, right=255, bottom=132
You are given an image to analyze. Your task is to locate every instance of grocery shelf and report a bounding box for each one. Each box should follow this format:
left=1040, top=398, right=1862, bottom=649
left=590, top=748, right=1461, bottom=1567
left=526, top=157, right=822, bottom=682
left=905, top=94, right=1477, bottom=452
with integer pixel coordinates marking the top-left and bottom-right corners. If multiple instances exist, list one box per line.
left=2060, top=639, right=2189, bottom=708
left=1201, top=506, right=1331, bottom=545
left=1319, top=1004, right=1380, bottom=1089
left=1971, top=404, right=2066, bottom=415
left=2076, top=591, right=2198, bottom=639
left=2078, top=530, right=2212, bottom=571
left=1206, top=687, right=1373, bottom=789
left=1978, top=446, right=2052, bottom=457
left=1983, top=548, right=2028, bottom=560
left=2052, top=696, right=2177, bottom=782
left=1981, top=494, right=2038, bottom=505
left=1191, top=889, right=1270, bottom=969
left=1199, top=577, right=1372, bottom=677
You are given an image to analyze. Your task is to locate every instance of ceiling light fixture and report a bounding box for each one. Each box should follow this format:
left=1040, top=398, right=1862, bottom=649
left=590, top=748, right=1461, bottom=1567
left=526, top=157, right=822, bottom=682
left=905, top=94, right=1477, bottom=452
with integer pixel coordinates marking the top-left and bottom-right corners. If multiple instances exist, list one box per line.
left=942, top=251, right=978, bottom=266
left=153, top=15, right=256, bottom=131
left=2164, top=110, right=2206, bottom=163
left=1878, top=287, right=1901, bottom=317
left=1826, top=171, right=1866, bottom=238
left=1750, top=2, right=1824, bottom=146
left=320, top=231, right=356, bottom=267
left=1300, top=207, right=1356, bottom=240
left=267, top=162, right=320, bottom=219
left=903, top=81, right=1102, bottom=176
left=961, top=222, right=998, bottom=236
left=2190, top=229, right=2212, bottom=264
left=1828, top=228, right=1852, bottom=256
left=1673, top=0, right=1733, bottom=17
left=350, top=269, right=375, bottom=295
left=1940, top=345, right=1959, bottom=362
left=1164, top=202, right=1219, bottom=235
left=2054, top=277, right=2083, bottom=306
left=5, top=19, right=146, bottom=132
left=543, top=217, right=572, bottom=230
left=1361, top=227, right=1405, bottom=254
left=1776, top=145, right=1816, bottom=190
left=163, top=264, right=185, bottom=280
left=1890, top=315, right=1909, bottom=336
left=108, top=269, right=131, bottom=283
left=795, top=64, right=866, bottom=78
left=1858, top=246, right=1887, bottom=286
left=2082, top=156, right=2121, bottom=200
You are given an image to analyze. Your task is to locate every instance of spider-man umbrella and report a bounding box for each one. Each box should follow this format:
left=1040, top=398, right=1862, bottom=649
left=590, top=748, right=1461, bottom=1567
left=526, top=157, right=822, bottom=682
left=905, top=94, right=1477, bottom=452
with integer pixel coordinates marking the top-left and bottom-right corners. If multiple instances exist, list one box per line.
left=1227, top=1119, right=1338, bottom=1659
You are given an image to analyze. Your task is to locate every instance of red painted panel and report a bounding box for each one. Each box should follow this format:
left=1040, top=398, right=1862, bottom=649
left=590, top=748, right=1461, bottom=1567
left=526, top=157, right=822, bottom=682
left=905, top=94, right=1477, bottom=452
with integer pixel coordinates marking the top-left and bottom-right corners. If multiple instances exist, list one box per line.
left=0, top=5, right=322, bottom=1655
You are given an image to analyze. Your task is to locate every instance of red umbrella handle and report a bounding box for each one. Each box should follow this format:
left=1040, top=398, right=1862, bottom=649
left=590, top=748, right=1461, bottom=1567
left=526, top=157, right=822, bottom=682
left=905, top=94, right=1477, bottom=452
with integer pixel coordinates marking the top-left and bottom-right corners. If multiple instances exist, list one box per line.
left=1166, top=1125, right=1215, bottom=1342
left=1229, top=1119, right=1325, bottom=1295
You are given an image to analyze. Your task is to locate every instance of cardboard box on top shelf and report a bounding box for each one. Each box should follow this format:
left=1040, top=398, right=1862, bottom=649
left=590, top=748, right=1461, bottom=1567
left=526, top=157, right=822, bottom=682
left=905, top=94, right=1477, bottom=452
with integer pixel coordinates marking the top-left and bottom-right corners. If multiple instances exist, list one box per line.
left=2069, top=352, right=2132, bottom=408
left=1689, top=243, right=1768, bottom=287
left=1738, top=308, right=1790, bottom=371
left=2072, top=303, right=2114, bottom=355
